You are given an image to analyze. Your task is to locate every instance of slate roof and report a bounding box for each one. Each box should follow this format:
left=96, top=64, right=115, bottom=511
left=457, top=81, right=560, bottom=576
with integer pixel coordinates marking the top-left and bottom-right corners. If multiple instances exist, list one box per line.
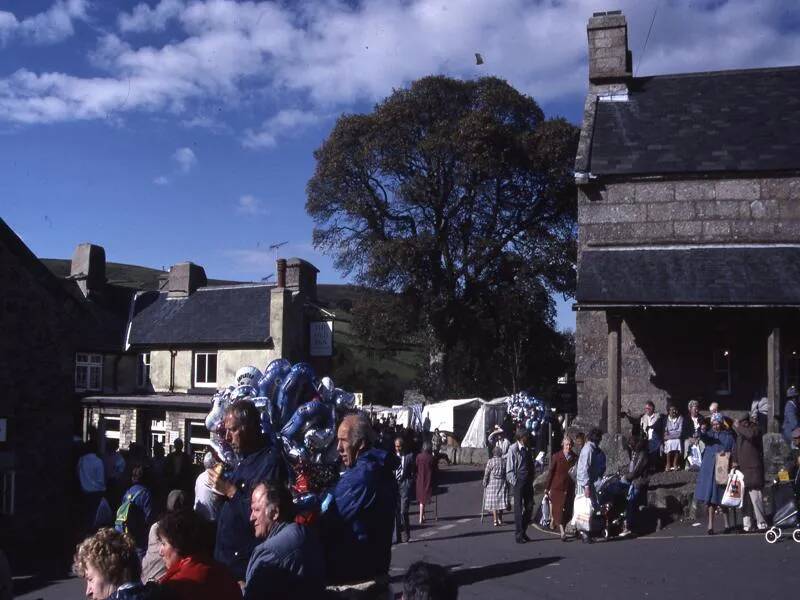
left=588, top=66, right=800, bottom=176
left=128, top=284, right=273, bottom=348
left=576, top=246, right=800, bottom=306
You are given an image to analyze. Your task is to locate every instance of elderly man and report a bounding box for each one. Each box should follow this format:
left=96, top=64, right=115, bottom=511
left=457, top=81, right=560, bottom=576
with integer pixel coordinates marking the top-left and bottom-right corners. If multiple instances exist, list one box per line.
left=208, top=400, right=286, bottom=583
left=321, top=412, right=399, bottom=584
left=394, top=436, right=415, bottom=544
left=244, top=482, right=325, bottom=600
left=506, top=428, right=534, bottom=544
left=575, top=428, right=606, bottom=543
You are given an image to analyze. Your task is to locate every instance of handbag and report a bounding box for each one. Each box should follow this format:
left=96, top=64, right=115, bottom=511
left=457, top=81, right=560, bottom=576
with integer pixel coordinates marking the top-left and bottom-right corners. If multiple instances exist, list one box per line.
left=539, top=494, right=552, bottom=527
left=687, top=444, right=702, bottom=470
left=571, top=494, right=594, bottom=533
left=714, top=451, right=730, bottom=485
left=721, top=469, right=745, bottom=508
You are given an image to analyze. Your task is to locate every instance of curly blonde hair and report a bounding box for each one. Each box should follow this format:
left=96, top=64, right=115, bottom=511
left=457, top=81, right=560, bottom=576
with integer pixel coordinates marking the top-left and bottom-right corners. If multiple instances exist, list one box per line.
left=73, top=528, right=141, bottom=585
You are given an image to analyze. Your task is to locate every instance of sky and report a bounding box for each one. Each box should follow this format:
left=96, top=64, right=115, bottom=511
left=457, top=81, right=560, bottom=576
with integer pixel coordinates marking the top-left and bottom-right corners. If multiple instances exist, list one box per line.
left=2, top=0, right=800, bottom=332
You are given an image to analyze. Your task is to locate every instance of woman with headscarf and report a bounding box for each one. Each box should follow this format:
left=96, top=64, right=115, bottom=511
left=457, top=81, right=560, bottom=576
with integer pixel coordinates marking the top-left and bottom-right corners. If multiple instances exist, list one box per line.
left=74, top=528, right=162, bottom=600
left=483, top=445, right=510, bottom=526
left=694, top=413, right=735, bottom=535
left=545, top=436, right=578, bottom=540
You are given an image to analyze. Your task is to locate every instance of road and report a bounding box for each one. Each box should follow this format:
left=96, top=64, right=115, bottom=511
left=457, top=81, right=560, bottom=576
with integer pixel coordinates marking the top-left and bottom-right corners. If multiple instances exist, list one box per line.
left=13, top=465, right=800, bottom=599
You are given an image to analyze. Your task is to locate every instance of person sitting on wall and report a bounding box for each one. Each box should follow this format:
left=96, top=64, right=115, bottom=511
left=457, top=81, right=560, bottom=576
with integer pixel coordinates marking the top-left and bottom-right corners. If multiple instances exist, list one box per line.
left=320, top=412, right=399, bottom=585
left=207, top=401, right=286, bottom=584
left=622, top=401, right=664, bottom=471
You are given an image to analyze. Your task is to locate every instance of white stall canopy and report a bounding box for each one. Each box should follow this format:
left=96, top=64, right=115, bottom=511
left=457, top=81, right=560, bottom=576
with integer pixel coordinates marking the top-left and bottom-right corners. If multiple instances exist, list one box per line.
left=421, top=398, right=483, bottom=440
left=461, top=397, right=509, bottom=448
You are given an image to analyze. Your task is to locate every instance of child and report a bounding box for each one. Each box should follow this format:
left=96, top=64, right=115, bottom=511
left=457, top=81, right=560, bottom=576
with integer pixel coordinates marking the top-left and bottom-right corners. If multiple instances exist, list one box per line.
left=664, top=405, right=684, bottom=471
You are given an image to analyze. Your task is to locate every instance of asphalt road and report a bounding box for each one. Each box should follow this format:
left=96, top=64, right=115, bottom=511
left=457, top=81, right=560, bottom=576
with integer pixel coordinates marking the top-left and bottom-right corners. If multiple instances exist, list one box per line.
left=12, top=465, right=800, bottom=599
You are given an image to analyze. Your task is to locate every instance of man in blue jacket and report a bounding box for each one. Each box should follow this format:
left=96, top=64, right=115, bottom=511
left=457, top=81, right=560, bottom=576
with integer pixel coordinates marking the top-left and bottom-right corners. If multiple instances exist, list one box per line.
left=321, top=412, right=399, bottom=584
left=207, top=400, right=286, bottom=582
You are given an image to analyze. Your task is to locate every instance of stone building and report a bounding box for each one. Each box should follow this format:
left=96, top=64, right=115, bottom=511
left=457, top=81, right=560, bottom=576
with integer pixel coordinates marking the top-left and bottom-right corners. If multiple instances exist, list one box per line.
left=574, top=11, right=800, bottom=434
left=82, top=257, right=321, bottom=462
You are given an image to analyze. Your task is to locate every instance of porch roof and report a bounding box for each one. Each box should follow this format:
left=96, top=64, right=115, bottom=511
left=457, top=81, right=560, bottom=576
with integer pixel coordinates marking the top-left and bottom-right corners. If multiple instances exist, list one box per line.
left=576, top=245, right=800, bottom=308
left=81, top=393, right=211, bottom=411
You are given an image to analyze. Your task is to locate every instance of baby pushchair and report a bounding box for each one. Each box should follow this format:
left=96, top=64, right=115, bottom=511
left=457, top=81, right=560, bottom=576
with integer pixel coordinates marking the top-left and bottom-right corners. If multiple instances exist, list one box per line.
left=594, top=473, right=630, bottom=540
left=765, top=472, right=800, bottom=544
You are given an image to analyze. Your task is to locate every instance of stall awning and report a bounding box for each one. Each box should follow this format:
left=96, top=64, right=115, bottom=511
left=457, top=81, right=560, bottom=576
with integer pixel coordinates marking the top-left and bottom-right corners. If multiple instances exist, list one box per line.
left=576, top=246, right=800, bottom=308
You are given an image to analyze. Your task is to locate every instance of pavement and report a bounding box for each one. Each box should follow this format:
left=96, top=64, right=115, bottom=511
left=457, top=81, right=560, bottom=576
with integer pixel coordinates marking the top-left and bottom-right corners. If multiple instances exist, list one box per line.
left=12, top=465, right=800, bottom=599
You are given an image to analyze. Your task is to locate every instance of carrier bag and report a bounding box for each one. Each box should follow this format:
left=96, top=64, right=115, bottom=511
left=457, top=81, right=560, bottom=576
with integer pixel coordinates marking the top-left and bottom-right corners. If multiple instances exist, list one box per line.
left=687, top=444, right=702, bottom=470
left=721, top=469, right=744, bottom=508
left=539, top=494, right=551, bottom=527
left=571, top=495, right=594, bottom=533
left=714, top=452, right=730, bottom=485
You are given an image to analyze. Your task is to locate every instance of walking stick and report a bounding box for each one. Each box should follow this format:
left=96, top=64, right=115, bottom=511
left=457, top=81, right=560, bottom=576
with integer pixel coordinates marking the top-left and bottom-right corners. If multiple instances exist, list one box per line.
left=480, top=484, right=486, bottom=523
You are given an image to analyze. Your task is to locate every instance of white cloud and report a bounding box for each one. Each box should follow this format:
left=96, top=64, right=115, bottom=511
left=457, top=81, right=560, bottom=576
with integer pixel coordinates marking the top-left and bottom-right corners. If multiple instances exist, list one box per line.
left=0, top=0, right=89, bottom=46
left=0, top=0, right=799, bottom=134
left=242, top=109, right=322, bottom=149
left=236, top=194, right=268, bottom=215
left=172, top=147, right=196, bottom=172
left=153, top=175, right=169, bottom=185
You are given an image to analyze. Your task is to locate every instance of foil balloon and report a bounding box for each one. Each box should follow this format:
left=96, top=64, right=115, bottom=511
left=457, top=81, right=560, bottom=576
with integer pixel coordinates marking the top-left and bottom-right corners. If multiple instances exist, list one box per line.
left=230, top=384, right=257, bottom=401
left=304, top=426, right=335, bottom=453
left=332, top=388, right=356, bottom=412
left=257, top=358, right=292, bottom=400
left=318, top=376, right=335, bottom=403
left=281, top=398, right=329, bottom=440
left=276, top=363, right=317, bottom=428
left=205, top=392, right=229, bottom=433
left=235, top=365, right=263, bottom=388
left=210, top=432, right=239, bottom=469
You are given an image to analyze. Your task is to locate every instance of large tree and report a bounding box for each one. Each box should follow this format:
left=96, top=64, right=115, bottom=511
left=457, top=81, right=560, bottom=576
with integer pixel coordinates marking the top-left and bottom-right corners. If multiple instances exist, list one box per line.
left=307, top=75, right=578, bottom=397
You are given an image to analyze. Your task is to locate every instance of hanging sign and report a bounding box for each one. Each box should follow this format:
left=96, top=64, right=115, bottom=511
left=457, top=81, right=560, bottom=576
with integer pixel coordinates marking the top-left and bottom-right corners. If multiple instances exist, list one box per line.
left=310, top=321, right=334, bottom=357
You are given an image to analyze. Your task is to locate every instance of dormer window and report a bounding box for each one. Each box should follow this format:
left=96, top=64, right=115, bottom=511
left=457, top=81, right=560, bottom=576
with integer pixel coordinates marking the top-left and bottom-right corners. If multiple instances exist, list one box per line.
left=194, top=352, right=218, bottom=387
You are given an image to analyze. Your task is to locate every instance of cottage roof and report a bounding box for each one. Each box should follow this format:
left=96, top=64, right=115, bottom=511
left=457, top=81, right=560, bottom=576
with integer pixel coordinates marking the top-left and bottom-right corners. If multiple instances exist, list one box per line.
left=127, top=284, right=273, bottom=348
left=576, top=246, right=800, bottom=306
left=587, top=66, right=800, bottom=177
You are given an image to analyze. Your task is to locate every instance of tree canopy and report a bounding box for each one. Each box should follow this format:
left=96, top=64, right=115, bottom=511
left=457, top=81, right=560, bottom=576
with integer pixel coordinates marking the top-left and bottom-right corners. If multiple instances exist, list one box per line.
left=306, top=75, right=578, bottom=398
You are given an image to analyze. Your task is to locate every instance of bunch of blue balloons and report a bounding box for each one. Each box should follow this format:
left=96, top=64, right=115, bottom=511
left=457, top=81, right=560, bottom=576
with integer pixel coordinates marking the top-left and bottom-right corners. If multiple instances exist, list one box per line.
left=506, top=391, right=551, bottom=434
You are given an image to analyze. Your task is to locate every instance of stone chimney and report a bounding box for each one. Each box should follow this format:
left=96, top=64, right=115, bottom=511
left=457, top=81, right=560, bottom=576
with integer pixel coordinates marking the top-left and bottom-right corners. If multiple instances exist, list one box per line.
left=167, top=262, right=207, bottom=297
left=276, top=258, right=287, bottom=288
left=70, top=243, right=106, bottom=298
left=285, top=258, right=318, bottom=301
left=587, top=11, right=631, bottom=85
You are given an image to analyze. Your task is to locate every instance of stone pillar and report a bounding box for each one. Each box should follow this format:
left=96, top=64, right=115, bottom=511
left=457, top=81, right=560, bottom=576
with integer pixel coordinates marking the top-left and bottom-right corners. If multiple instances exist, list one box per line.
left=607, top=314, right=622, bottom=435
left=767, top=327, right=781, bottom=433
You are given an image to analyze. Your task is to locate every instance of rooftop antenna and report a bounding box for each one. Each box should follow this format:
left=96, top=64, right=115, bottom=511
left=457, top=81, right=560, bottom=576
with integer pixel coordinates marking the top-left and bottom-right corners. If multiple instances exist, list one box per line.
left=269, top=241, right=288, bottom=262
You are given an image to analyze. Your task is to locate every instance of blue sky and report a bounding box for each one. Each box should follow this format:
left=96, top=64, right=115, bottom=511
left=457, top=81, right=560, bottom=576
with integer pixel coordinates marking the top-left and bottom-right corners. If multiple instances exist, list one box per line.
left=2, top=0, right=800, bottom=331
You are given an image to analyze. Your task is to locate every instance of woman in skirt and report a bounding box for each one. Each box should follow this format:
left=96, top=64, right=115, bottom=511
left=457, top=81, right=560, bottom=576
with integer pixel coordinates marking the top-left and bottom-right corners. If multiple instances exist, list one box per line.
left=483, top=445, right=510, bottom=526
left=664, top=404, right=684, bottom=471
left=545, top=436, right=578, bottom=540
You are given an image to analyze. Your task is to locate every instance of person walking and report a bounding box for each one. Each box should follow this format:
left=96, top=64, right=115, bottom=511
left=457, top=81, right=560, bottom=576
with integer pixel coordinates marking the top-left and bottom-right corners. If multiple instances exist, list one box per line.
left=732, top=416, right=768, bottom=532
left=114, top=464, right=154, bottom=560
left=575, top=428, right=606, bottom=543
left=77, top=439, right=107, bottom=535
left=416, top=442, right=436, bottom=524
left=506, top=428, right=535, bottom=544
left=395, top=436, right=415, bottom=543
left=483, top=445, right=509, bottom=527
left=783, top=386, right=799, bottom=443
left=544, top=436, right=577, bottom=541
left=695, top=413, right=735, bottom=535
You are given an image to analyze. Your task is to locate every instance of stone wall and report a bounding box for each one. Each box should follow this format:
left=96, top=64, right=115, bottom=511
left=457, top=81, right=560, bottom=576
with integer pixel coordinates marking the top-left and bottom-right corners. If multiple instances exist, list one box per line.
left=578, top=175, right=800, bottom=253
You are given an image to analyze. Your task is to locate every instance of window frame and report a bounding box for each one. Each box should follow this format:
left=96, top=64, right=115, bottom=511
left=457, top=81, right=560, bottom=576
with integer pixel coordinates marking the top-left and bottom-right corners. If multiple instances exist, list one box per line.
left=75, top=353, right=103, bottom=392
left=713, top=348, right=732, bottom=396
left=193, top=351, right=218, bottom=388
left=137, top=352, right=151, bottom=388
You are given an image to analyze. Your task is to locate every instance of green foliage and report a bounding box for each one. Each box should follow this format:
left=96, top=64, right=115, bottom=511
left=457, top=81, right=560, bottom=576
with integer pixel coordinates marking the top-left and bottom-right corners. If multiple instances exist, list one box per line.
left=307, top=75, right=578, bottom=398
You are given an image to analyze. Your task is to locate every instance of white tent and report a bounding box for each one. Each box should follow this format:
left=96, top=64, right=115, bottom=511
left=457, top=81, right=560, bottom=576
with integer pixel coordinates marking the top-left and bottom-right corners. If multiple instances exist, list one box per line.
left=396, top=404, right=424, bottom=431
left=421, top=398, right=483, bottom=440
left=461, top=398, right=508, bottom=448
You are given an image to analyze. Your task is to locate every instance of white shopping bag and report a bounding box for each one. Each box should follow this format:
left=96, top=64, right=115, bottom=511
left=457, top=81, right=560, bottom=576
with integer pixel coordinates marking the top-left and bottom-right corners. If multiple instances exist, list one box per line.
left=687, top=444, right=702, bottom=470
left=571, top=494, right=593, bottom=532
left=539, top=494, right=551, bottom=527
left=721, top=469, right=745, bottom=509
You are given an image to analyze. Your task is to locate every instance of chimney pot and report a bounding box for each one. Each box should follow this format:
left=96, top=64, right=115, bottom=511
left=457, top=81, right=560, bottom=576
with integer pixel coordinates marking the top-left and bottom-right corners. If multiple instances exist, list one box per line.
left=285, top=258, right=318, bottom=301
left=587, top=10, right=632, bottom=84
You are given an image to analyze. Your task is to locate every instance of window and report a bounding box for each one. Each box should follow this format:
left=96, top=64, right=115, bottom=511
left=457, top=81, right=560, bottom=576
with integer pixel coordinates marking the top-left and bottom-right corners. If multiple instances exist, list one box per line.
left=194, top=352, right=218, bottom=387
left=137, top=352, right=151, bottom=388
left=75, top=353, right=103, bottom=392
left=0, top=471, right=15, bottom=515
left=187, top=420, right=212, bottom=464
left=713, top=348, right=731, bottom=395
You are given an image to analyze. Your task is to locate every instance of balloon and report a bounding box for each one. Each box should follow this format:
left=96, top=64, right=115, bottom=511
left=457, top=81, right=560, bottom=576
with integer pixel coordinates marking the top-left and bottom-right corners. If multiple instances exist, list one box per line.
left=257, top=358, right=291, bottom=399
left=276, top=363, right=317, bottom=428
left=230, top=384, right=257, bottom=401
left=304, top=426, right=335, bottom=452
left=332, top=388, right=356, bottom=411
left=318, top=376, right=335, bottom=402
left=210, top=433, right=239, bottom=469
left=235, top=365, right=263, bottom=388
left=205, top=392, right=229, bottom=432
left=281, top=399, right=329, bottom=439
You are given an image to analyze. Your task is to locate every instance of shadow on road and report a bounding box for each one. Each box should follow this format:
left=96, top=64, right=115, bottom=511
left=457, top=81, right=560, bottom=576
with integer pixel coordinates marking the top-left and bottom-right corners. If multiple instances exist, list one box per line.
left=456, top=556, right=562, bottom=585
left=421, top=527, right=537, bottom=543
left=436, top=468, right=483, bottom=486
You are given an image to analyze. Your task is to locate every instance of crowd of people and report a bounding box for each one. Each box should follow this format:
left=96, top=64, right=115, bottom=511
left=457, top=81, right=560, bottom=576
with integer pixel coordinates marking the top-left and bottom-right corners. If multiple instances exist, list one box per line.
left=73, top=402, right=458, bottom=600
